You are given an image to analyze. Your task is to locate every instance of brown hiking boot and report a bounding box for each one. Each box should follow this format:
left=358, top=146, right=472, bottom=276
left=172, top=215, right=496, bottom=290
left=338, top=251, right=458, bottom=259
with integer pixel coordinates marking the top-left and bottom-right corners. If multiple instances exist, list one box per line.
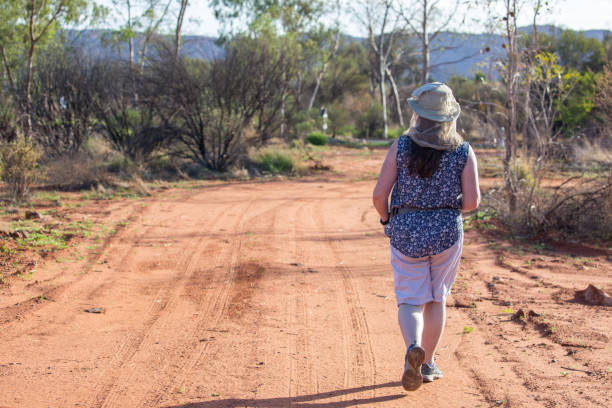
left=402, top=344, right=425, bottom=391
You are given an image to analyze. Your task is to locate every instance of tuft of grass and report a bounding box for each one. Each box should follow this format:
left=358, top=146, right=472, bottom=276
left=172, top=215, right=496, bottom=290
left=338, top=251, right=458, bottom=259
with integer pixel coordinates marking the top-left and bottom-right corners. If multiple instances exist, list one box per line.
left=17, top=232, right=68, bottom=250
left=306, top=132, right=328, bottom=146
left=501, top=307, right=514, bottom=314
left=463, top=326, right=474, bottom=334
left=252, top=150, right=296, bottom=174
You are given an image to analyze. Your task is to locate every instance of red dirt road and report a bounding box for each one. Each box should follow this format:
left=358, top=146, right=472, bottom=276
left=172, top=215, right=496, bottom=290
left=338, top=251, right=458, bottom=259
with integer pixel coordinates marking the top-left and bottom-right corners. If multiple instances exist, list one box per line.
left=1, top=150, right=610, bottom=407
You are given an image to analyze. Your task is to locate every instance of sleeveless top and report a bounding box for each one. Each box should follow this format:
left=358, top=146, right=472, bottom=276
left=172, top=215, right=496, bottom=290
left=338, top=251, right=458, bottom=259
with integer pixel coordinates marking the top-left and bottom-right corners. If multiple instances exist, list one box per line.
left=385, top=136, right=470, bottom=258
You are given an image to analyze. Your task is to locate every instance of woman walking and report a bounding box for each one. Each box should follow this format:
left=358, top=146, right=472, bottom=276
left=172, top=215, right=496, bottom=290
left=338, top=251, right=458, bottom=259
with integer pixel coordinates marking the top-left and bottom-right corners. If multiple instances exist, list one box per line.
left=372, top=82, right=481, bottom=391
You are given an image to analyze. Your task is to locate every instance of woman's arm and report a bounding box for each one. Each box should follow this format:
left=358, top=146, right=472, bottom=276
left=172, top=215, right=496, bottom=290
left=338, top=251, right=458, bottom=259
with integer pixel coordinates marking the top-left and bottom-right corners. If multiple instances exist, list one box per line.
left=461, top=145, right=481, bottom=212
left=372, top=140, right=399, bottom=222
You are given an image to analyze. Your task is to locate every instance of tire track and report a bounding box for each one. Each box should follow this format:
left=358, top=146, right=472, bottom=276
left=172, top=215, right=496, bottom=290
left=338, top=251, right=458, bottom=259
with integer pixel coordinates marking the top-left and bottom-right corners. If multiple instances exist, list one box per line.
left=289, top=201, right=319, bottom=399
left=140, top=197, right=290, bottom=407
left=312, top=197, right=377, bottom=399
left=88, top=204, right=231, bottom=408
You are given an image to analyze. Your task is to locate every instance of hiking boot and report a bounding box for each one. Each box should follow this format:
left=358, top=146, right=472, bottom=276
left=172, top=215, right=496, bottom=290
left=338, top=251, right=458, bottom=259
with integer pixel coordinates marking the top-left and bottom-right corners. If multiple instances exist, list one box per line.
left=402, top=344, right=425, bottom=391
left=421, top=362, right=443, bottom=382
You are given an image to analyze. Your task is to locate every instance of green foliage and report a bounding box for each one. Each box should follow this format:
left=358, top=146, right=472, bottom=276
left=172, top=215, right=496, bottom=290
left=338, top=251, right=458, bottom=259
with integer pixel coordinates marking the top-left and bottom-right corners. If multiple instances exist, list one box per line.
left=0, top=138, right=45, bottom=201
left=319, top=41, right=370, bottom=103
left=252, top=149, right=296, bottom=174
left=357, top=104, right=384, bottom=139
left=557, top=71, right=599, bottom=133
left=306, top=132, right=328, bottom=146
left=387, top=128, right=403, bottom=139
left=296, top=121, right=314, bottom=138
left=554, top=30, right=606, bottom=72
left=0, top=92, right=18, bottom=141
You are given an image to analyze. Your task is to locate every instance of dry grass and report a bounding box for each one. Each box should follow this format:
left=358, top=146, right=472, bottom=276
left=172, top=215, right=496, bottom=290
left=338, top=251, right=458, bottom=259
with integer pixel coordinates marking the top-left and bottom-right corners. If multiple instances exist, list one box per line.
left=573, top=137, right=612, bottom=167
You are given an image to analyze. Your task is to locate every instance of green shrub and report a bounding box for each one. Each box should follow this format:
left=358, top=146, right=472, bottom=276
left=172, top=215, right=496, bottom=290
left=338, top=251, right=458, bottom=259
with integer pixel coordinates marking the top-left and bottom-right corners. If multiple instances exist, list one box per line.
left=253, top=150, right=296, bottom=174
left=306, top=132, right=328, bottom=146
left=337, top=125, right=356, bottom=137
left=107, top=157, right=133, bottom=174
left=357, top=104, right=384, bottom=139
left=0, top=138, right=45, bottom=201
left=296, top=121, right=314, bottom=138
left=387, top=128, right=404, bottom=139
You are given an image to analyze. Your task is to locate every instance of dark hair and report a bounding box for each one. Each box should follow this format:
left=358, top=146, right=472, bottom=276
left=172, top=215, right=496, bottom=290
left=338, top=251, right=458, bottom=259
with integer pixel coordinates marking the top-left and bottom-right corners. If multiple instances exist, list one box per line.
left=407, top=116, right=446, bottom=178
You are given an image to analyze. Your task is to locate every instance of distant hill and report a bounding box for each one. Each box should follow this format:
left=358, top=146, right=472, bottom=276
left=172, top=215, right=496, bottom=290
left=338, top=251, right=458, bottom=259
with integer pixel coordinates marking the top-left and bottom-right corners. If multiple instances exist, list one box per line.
left=64, top=29, right=225, bottom=61
left=64, top=26, right=610, bottom=82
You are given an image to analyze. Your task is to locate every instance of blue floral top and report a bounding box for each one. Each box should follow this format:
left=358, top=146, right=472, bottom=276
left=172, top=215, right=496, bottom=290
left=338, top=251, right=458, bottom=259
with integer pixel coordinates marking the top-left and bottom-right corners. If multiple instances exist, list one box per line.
left=385, top=136, right=469, bottom=257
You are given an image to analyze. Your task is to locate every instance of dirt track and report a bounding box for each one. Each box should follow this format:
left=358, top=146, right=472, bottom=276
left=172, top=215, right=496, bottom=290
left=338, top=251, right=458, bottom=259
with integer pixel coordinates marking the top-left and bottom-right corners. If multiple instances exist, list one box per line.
left=1, top=149, right=610, bottom=407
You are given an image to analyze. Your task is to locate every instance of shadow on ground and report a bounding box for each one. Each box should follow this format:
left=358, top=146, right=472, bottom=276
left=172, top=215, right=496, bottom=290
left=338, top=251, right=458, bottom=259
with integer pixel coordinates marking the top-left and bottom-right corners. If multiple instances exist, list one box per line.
left=165, top=381, right=406, bottom=407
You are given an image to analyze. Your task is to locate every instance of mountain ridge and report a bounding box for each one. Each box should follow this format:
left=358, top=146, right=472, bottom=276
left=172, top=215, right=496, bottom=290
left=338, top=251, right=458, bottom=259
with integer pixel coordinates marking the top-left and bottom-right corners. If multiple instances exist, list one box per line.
left=64, top=26, right=610, bottom=81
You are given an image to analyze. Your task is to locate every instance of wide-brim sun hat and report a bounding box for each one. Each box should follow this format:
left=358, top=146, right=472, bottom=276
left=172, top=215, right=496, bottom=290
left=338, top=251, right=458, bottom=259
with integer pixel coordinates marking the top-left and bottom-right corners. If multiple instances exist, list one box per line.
left=405, top=82, right=463, bottom=150
left=407, top=82, right=460, bottom=122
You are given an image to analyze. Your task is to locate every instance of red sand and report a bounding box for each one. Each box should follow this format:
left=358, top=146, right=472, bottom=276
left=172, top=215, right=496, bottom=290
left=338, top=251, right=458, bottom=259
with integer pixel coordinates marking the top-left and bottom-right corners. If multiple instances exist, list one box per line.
left=0, top=148, right=610, bottom=407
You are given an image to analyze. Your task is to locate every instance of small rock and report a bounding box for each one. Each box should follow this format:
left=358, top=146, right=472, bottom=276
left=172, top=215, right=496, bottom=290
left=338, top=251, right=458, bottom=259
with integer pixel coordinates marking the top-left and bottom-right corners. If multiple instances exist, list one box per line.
left=84, top=307, right=105, bottom=313
left=11, top=230, right=29, bottom=239
left=25, top=210, right=41, bottom=220
left=575, top=284, right=612, bottom=306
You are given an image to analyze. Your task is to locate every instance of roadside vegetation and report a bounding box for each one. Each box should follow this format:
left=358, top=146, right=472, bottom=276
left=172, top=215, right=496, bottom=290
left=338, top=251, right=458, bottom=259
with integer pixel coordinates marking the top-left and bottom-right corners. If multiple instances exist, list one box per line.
left=0, top=0, right=610, bottom=246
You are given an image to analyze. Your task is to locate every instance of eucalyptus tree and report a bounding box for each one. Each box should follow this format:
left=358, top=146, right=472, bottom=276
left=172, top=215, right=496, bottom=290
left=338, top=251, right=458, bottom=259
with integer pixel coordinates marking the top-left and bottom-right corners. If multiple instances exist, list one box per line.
left=0, top=2, right=20, bottom=89
left=174, top=0, right=189, bottom=59
left=0, top=0, right=100, bottom=138
left=353, top=0, right=405, bottom=138
left=210, top=0, right=341, bottom=136
left=108, top=0, right=173, bottom=70
left=397, top=0, right=476, bottom=84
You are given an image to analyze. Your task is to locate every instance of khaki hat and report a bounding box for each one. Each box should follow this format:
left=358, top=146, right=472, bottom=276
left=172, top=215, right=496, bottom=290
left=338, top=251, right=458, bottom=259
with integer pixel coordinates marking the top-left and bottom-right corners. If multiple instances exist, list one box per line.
left=407, top=82, right=460, bottom=122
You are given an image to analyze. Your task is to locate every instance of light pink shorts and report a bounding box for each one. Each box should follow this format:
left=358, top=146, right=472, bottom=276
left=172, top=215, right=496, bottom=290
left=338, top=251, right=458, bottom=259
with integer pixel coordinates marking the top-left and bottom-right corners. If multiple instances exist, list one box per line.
left=391, top=237, right=463, bottom=306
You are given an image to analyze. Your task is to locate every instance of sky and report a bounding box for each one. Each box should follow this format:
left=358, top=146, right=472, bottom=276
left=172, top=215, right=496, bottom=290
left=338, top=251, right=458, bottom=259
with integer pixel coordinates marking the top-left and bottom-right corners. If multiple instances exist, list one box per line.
left=97, top=0, right=612, bottom=38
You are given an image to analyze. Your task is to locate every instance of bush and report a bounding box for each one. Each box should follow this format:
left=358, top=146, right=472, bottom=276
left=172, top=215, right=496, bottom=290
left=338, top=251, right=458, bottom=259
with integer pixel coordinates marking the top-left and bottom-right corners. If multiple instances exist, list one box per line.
left=252, top=150, right=296, bottom=174
left=0, top=138, right=45, bottom=201
left=44, top=151, right=107, bottom=189
left=487, top=171, right=612, bottom=239
left=0, top=92, right=18, bottom=142
left=306, top=132, right=328, bottom=146
left=357, top=104, right=384, bottom=139
left=337, top=125, right=356, bottom=137
left=387, top=128, right=404, bottom=139
left=296, top=121, right=314, bottom=138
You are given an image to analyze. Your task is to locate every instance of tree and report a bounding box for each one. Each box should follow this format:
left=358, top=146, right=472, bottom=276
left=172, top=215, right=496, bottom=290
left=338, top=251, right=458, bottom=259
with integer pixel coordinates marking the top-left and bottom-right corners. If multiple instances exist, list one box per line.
left=148, top=37, right=296, bottom=170
left=525, top=52, right=579, bottom=162
left=554, top=30, right=606, bottom=73
left=30, top=43, right=99, bottom=156
left=398, top=0, right=474, bottom=84
left=210, top=0, right=345, bottom=136
left=108, top=0, right=172, bottom=70
left=0, top=2, right=20, bottom=89
left=4, top=0, right=94, bottom=138
left=174, top=0, right=189, bottom=59
left=353, top=0, right=404, bottom=138
left=90, top=59, right=172, bottom=163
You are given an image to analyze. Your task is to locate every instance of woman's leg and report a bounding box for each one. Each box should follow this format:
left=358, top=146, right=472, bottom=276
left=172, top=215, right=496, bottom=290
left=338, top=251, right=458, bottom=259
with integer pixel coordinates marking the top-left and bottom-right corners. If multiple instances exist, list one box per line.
left=421, top=300, right=446, bottom=364
left=425, top=239, right=462, bottom=364
left=397, top=303, right=424, bottom=348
